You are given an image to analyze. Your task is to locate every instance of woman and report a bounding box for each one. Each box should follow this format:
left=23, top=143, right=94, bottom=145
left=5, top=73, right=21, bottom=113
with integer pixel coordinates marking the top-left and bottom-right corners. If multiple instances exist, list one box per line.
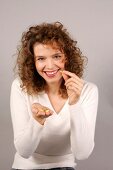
left=10, top=22, right=98, bottom=170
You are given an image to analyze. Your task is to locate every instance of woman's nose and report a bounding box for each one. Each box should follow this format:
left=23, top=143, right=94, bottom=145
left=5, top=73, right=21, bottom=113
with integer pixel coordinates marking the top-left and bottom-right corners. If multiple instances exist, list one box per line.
left=46, top=59, right=54, bottom=69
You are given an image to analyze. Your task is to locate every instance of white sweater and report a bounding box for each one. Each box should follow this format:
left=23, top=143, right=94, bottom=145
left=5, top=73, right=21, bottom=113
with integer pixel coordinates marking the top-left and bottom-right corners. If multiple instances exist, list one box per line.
left=10, top=78, right=98, bottom=169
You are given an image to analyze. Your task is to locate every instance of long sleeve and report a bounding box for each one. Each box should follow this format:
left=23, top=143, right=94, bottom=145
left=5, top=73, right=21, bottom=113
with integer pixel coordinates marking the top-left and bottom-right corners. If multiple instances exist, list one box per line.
left=10, top=79, right=44, bottom=158
left=69, top=82, right=98, bottom=160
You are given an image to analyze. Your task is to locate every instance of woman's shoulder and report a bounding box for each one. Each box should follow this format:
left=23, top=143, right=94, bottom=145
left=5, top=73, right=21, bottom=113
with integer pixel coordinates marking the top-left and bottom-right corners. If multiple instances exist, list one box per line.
left=11, top=77, right=22, bottom=88
left=11, top=77, right=45, bottom=97
left=84, top=81, right=98, bottom=90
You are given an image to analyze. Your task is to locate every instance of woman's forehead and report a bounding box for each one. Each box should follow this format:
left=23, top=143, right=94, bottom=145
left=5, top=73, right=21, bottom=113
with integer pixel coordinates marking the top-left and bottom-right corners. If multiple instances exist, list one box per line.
left=34, top=41, right=63, bottom=52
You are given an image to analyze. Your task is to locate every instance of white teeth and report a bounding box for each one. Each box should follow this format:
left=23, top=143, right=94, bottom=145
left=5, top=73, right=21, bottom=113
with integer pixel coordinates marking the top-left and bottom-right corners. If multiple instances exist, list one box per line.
left=46, top=70, right=58, bottom=75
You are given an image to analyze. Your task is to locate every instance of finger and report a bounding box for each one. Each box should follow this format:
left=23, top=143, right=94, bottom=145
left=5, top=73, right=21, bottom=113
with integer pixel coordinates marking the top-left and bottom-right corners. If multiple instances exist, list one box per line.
left=44, top=109, right=54, bottom=116
left=32, top=106, right=45, bottom=116
left=62, top=72, right=69, bottom=82
left=38, top=108, right=54, bottom=117
left=32, top=107, right=38, bottom=114
left=65, top=76, right=84, bottom=84
left=32, top=103, right=53, bottom=115
left=42, top=107, right=54, bottom=114
left=32, top=103, right=41, bottom=109
left=39, top=112, right=53, bottom=118
left=62, top=70, right=82, bottom=82
left=36, top=111, right=49, bottom=119
left=66, top=82, right=83, bottom=91
left=60, top=70, right=69, bottom=81
left=65, top=78, right=84, bottom=87
left=36, top=110, right=46, bottom=116
left=67, top=86, right=81, bottom=96
left=65, top=81, right=84, bottom=91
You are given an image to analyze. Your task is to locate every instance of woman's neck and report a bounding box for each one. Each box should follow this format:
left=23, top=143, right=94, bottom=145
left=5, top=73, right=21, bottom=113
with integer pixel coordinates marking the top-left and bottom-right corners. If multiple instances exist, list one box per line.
left=46, top=82, right=61, bottom=95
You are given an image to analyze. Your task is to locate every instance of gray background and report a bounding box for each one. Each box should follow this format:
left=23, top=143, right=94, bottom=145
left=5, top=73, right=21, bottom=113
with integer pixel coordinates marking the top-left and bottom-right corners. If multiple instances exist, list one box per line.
left=0, top=0, right=113, bottom=170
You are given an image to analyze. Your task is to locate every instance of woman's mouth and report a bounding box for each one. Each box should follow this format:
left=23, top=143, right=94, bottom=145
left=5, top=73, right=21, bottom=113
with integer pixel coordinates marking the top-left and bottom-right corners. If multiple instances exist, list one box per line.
left=44, top=70, right=59, bottom=78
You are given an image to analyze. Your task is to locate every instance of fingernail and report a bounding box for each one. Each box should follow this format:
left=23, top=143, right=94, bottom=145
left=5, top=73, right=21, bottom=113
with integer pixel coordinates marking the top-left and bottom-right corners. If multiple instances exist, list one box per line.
left=60, top=70, right=63, bottom=73
left=39, top=109, right=44, bottom=112
left=45, top=109, right=49, bottom=113
left=32, top=108, right=37, bottom=113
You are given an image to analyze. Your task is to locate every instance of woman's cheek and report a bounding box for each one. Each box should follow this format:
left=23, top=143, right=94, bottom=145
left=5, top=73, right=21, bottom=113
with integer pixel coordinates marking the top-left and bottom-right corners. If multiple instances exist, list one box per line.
left=57, top=58, right=65, bottom=68
left=35, top=62, right=44, bottom=71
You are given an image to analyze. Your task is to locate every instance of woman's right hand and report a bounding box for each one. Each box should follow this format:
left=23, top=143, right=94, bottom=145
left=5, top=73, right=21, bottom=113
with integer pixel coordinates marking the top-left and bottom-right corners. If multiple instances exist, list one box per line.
left=31, top=103, right=54, bottom=125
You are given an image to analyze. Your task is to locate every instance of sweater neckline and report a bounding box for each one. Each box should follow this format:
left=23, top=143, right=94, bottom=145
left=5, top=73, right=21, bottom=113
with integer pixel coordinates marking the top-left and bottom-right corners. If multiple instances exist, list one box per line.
left=44, top=93, right=68, bottom=115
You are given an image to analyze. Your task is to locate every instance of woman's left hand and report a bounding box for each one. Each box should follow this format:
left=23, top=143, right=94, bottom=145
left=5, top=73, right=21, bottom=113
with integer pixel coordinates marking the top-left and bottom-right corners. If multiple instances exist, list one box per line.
left=62, top=70, right=84, bottom=105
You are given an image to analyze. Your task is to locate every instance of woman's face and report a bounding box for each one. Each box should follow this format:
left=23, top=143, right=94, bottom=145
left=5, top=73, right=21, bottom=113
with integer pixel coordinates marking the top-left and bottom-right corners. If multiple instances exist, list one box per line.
left=33, top=43, right=66, bottom=85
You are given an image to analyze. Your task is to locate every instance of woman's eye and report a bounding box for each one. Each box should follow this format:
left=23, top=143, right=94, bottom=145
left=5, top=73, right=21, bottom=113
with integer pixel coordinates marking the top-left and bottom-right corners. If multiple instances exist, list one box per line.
left=38, top=58, right=44, bottom=60
left=36, top=57, right=45, bottom=61
left=54, top=55, right=61, bottom=59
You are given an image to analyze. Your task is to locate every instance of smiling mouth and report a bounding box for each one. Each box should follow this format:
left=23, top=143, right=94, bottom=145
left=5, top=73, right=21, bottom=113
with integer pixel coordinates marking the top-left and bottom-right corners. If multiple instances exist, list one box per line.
left=44, top=69, right=60, bottom=77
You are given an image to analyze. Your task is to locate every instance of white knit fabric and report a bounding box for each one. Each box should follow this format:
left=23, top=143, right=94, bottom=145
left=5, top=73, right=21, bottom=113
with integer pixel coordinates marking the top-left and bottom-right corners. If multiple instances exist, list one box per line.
left=10, top=78, right=98, bottom=169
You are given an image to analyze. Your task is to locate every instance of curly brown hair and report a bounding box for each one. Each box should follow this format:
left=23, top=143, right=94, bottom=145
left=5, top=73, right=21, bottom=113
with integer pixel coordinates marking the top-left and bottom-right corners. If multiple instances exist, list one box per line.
left=15, top=21, right=87, bottom=97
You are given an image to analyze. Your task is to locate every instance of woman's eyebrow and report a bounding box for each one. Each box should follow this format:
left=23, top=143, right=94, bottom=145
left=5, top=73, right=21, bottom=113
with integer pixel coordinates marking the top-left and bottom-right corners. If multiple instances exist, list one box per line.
left=34, top=52, right=63, bottom=58
left=52, top=52, right=63, bottom=56
left=34, top=55, right=45, bottom=58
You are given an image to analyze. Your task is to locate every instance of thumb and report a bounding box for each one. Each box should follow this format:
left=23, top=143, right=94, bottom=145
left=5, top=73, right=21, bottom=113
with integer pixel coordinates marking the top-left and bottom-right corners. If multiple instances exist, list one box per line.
left=62, top=72, right=69, bottom=82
